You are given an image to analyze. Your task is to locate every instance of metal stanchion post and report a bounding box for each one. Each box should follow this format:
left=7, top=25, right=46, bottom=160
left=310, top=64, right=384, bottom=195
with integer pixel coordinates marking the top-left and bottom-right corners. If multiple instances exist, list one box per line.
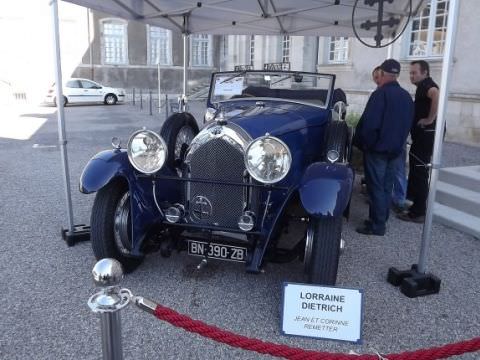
left=88, top=259, right=131, bottom=360
left=149, top=90, right=152, bottom=115
left=140, top=89, right=143, bottom=110
left=132, top=88, right=135, bottom=106
left=165, top=94, right=169, bottom=118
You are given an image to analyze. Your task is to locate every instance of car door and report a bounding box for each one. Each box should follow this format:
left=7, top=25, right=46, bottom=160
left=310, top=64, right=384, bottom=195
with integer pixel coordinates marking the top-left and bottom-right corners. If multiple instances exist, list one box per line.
left=80, top=80, right=104, bottom=103
left=64, top=80, right=83, bottom=103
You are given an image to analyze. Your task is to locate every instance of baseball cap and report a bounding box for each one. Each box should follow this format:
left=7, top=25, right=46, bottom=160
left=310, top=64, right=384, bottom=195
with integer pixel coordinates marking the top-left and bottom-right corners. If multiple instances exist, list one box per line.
left=380, top=59, right=401, bottom=75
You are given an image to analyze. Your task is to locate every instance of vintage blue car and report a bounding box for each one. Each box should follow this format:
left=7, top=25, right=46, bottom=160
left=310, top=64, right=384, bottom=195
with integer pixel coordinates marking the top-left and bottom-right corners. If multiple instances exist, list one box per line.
left=80, top=70, right=354, bottom=285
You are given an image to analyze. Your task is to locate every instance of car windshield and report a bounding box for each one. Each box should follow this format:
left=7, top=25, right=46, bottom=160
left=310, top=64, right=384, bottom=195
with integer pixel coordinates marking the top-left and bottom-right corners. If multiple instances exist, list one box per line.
left=210, top=71, right=334, bottom=108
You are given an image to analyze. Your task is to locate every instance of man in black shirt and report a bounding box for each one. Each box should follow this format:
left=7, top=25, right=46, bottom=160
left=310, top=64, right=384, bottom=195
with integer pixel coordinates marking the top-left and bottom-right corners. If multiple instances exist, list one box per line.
left=398, top=60, right=439, bottom=223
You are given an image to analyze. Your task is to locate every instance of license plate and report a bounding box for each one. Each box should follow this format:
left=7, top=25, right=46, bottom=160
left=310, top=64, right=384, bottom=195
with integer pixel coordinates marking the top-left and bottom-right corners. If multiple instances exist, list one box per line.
left=187, top=240, right=247, bottom=262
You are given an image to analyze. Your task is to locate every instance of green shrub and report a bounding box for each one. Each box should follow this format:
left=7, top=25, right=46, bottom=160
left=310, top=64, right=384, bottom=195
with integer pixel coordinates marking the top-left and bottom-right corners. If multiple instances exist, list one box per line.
left=346, top=112, right=361, bottom=128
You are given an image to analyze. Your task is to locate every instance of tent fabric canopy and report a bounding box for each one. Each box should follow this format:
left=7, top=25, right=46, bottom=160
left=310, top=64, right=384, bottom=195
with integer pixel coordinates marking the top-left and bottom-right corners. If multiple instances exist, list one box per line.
left=64, top=0, right=424, bottom=38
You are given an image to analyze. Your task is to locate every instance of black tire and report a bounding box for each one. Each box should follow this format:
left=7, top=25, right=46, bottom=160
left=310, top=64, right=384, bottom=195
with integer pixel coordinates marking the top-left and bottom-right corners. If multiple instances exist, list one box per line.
left=160, top=112, right=199, bottom=169
left=91, top=180, right=143, bottom=272
left=322, top=120, right=349, bottom=162
left=104, top=93, right=118, bottom=105
left=305, top=216, right=342, bottom=285
left=54, top=96, right=67, bottom=107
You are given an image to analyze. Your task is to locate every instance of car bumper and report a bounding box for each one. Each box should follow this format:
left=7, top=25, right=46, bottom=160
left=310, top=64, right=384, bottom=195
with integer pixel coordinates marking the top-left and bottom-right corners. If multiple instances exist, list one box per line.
left=44, top=95, right=54, bottom=104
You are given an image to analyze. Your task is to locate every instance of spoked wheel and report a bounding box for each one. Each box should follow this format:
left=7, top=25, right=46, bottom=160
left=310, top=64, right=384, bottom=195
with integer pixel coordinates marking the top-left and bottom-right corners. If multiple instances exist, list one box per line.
left=160, top=112, right=199, bottom=171
left=304, top=216, right=342, bottom=285
left=105, top=94, right=117, bottom=105
left=91, top=181, right=143, bottom=272
left=174, top=125, right=196, bottom=162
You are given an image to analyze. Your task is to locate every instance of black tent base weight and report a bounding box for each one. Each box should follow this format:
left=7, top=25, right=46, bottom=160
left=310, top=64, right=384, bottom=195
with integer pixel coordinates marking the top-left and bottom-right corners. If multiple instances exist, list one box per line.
left=61, top=224, right=90, bottom=246
left=387, top=264, right=441, bottom=298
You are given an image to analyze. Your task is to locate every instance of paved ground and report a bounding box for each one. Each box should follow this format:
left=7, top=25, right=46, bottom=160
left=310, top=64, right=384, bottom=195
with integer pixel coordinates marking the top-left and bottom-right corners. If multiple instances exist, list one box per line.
left=0, top=102, right=479, bottom=359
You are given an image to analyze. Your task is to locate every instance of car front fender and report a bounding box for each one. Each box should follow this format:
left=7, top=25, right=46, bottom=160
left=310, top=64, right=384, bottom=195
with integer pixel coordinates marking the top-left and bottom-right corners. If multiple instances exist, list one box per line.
left=79, top=150, right=133, bottom=194
left=299, top=163, right=354, bottom=218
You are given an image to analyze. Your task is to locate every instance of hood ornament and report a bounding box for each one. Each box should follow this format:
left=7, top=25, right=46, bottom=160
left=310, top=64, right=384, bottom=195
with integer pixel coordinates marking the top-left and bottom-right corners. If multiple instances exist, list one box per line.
left=215, top=107, right=227, bottom=126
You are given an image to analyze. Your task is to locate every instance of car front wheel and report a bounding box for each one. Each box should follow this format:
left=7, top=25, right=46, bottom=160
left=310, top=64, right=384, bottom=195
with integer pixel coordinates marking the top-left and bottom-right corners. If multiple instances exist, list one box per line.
left=54, top=96, right=67, bottom=107
left=91, top=180, right=143, bottom=272
left=304, top=216, right=342, bottom=285
left=104, top=94, right=118, bottom=105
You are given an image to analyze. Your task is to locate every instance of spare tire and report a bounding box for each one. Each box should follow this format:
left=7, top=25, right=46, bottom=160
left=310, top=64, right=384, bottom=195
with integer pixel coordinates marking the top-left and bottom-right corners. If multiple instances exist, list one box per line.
left=160, top=112, right=199, bottom=170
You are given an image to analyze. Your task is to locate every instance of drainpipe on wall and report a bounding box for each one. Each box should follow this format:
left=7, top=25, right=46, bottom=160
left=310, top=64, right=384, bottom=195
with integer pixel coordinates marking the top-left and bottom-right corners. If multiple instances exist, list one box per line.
left=87, top=8, right=94, bottom=80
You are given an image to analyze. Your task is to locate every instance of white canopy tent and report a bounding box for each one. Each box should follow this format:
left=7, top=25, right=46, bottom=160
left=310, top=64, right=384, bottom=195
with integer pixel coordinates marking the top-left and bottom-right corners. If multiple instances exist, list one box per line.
left=53, top=0, right=459, bottom=296
left=63, top=0, right=424, bottom=36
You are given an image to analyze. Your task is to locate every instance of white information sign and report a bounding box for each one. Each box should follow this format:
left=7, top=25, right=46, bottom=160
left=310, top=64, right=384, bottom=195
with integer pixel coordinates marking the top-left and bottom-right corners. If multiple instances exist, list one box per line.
left=281, top=283, right=363, bottom=343
left=214, top=76, right=244, bottom=97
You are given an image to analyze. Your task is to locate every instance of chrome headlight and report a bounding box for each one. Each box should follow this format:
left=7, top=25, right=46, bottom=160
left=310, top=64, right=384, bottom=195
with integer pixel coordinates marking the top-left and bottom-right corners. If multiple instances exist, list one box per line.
left=326, top=149, right=340, bottom=163
left=245, top=135, right=291, bottom=184
left=127, top=129, right=167, bottom=174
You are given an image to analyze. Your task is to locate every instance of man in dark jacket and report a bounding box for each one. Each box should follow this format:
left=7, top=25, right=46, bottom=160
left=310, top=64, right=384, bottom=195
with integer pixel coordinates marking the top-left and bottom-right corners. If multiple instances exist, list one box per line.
left=354, top=59, right=414, bottom=235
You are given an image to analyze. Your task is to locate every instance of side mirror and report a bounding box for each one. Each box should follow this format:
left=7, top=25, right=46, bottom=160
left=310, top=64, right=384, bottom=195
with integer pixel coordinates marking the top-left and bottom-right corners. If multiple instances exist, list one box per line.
left=332, top=101, right=347, bottom=121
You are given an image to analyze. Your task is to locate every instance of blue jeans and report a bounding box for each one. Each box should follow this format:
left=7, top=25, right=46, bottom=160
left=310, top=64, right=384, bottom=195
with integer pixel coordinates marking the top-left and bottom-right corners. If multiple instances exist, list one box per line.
left=364, top=152, right=396, bottom=234
left=392, top=147, right=407, bottom=207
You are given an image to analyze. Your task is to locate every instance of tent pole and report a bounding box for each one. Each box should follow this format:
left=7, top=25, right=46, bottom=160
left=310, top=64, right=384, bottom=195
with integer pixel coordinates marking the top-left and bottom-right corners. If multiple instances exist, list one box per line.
left=418, top=0, right=459, bottom=273
left=387, top=39, right=393, bottom=58
left=51, top=0, right=74, bottom=232
left=387, top=0, right=459, bottom=297
left=157, top=63, right=161, bottom=114
left=51, top=0, right=90, bottom=246
left=181, top=15, right=189, bottom=112
left=182, top=33, right=189, bottom=112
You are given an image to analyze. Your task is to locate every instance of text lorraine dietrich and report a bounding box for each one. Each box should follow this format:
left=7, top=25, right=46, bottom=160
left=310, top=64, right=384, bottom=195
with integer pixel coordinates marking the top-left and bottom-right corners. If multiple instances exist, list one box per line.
left=300, top=291, right=344, bottom=312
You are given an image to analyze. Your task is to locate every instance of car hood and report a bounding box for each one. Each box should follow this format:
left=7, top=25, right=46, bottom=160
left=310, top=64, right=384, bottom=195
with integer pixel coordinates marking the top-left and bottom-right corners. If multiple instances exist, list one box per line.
left=219, top=100, right=329, bottom=138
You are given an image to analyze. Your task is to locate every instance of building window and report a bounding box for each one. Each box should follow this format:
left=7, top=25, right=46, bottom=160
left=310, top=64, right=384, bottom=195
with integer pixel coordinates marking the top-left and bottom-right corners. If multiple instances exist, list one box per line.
left=282, top=36, right=290, bottom=63
left=101, top=19, right=127, bottom=64
left=148, top=26, right=171, bottom=65
left=408, top=0, right=449, bottom=57
left=191, top=34, right=211, bottom=66
left=328, top=37, right=349, bottom=63
left=249, top=35, right=255, bottom=65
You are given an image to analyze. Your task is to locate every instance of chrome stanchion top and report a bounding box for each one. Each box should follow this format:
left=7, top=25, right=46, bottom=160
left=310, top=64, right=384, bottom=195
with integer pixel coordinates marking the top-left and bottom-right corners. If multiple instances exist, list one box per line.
left=88, top=258, right=131, bottom=313
left=92, top=258, right=124, bottom=287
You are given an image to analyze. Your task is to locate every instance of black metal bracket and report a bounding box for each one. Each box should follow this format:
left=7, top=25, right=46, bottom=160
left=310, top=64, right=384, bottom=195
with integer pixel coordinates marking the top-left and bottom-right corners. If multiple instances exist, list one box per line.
left=61, top=224, right=91, bottom=247
left=387, top=264, right=441, bottom=298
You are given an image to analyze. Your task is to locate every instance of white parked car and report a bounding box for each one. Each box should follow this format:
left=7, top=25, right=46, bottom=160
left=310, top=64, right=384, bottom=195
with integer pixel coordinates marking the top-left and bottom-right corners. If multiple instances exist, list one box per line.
left=45, top=78, right=125, bottom=106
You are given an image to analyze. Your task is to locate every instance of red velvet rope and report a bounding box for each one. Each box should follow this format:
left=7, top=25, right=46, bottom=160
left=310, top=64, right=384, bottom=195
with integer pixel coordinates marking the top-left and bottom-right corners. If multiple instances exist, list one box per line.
left=154, top=304, right=480, bottom=360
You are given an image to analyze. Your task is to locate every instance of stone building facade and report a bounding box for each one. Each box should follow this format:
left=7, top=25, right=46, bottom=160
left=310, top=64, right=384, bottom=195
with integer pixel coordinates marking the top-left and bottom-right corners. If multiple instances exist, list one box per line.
left=1, top=0, right=478, bottom=144
left=71, top=10, right=222, bottom=94
left=221, top=0, right=480, bottom=145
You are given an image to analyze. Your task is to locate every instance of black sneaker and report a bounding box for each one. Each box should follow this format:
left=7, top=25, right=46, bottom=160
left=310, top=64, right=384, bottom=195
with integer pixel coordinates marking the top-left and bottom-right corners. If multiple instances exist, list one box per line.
left=355, top=225, right=385, bottom=236
left=397, top=212, right=425, bottom=223
left=391, top=203, right=408, bottom=214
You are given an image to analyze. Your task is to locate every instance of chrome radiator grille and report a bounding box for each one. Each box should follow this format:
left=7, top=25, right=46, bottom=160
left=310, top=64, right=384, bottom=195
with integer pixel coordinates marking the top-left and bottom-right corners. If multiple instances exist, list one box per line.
left=187, top=137, right=250, bottom=228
